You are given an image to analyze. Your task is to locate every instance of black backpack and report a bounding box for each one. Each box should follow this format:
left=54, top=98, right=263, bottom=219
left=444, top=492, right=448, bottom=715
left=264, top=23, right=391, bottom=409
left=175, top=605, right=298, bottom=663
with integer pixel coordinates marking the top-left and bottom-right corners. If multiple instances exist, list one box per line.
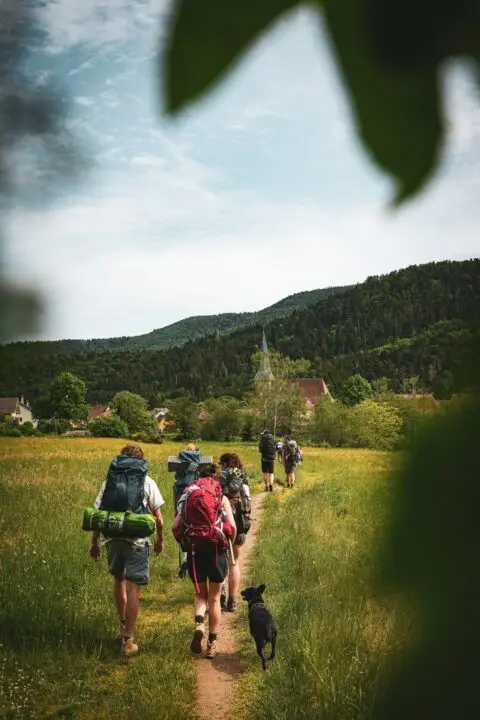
left=100, top=455, right=148, bottom=515
left=259, top=432, right=276, bottom=460
left=284, top=439, right=299, bottom=464
left=219, top=468, right=252, bottom=536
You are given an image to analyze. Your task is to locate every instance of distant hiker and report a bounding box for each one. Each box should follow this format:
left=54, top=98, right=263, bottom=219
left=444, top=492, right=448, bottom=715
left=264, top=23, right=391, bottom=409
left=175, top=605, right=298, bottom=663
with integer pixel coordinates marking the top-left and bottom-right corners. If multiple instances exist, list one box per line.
left=173, top=443, right=201, bottom=578
left=173, top=443, right=201, bottom=509
left=218, top=453, right=252, bottom=613
left=173, top=464, right=236, bottom=659
left=282, top=434, right=301, bottom=488
left=89, top=443, right=164, bottom=656
left=259, top=426, right=276, bottom=491
left=275, top=440, right=283, bottom=462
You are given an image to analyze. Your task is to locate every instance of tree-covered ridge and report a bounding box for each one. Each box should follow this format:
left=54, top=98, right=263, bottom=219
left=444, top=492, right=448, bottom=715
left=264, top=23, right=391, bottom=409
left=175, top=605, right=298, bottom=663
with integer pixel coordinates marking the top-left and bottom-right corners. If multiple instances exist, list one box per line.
left=1, top=285, right=349, bottom=356
left=0, top=259, right=478, bottom=404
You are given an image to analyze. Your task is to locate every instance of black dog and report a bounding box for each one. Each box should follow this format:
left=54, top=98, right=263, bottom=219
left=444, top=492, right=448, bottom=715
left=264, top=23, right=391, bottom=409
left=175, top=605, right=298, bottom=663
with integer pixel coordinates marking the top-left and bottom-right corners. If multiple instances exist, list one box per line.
left=241, top=584, right=278, bottom=671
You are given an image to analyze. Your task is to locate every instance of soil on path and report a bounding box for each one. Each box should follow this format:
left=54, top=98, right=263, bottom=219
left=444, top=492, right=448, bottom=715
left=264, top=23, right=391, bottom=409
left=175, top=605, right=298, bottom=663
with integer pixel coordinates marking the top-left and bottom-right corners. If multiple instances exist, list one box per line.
left=193, top=491, right=267, bottom=720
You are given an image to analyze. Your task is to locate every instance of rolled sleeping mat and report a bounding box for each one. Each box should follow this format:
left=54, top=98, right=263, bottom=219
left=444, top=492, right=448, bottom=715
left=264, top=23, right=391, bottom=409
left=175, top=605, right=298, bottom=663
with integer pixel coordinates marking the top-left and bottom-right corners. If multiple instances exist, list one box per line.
left=82, top=507, right=155, bottom=538
left=167, top=455, right=213, bottom=472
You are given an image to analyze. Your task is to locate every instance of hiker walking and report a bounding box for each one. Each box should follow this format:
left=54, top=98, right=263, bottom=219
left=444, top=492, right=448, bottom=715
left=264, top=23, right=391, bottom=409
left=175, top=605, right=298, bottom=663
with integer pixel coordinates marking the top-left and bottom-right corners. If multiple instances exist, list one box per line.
left=173, top=443, right=201, bottom=578
left=259, top=426, right=276, bottom=491
left=172, top=463, right=236, bottom=659
left=218, top=453, right=252, bottom=613
left=276, top=440, right=283, bottom=462
left=89, top=443, right=164, bottom=656
left=282, top=433, right=301, bottom=488
left=173, top=443, right=201, bottom=510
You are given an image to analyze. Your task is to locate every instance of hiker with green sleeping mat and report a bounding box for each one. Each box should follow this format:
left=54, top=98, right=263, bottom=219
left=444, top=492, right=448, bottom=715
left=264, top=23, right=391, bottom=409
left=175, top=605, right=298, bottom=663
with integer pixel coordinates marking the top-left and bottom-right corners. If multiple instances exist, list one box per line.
left=89, top=442, right=165, bottom=657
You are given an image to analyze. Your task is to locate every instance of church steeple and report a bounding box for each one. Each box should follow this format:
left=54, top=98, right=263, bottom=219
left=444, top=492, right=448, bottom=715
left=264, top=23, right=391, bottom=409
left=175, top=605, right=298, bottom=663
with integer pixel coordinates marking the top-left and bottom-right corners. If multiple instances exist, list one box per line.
left=255, top=329, right=274, bottom=383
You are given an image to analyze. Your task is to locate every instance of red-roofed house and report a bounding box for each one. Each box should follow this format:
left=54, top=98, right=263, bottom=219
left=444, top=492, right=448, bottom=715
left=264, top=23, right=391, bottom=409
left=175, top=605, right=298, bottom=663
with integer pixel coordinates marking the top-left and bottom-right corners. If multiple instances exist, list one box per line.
left=290, top=378, right=333, bottom=410
left=88, top=405, right=110, bottom=422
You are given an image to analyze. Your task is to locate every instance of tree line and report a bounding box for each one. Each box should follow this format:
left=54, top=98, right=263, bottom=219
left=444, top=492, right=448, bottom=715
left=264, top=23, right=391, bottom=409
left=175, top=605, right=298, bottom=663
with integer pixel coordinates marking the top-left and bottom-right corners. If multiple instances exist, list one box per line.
left=0, top=259, right=478, bottom=405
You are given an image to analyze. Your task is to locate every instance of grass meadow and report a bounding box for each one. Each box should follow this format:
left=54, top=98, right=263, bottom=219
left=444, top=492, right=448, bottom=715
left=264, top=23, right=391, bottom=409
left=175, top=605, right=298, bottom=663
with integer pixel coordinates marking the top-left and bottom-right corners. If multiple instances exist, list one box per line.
left=0, top=438, right=410, bottom=720
left=234, top=449, right=413, bottom=720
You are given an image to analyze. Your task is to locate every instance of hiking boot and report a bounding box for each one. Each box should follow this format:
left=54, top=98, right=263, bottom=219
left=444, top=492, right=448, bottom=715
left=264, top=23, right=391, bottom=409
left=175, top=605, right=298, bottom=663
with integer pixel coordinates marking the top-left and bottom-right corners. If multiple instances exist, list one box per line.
left=220, top=593, right=227, bottom=611
left=190, top=623, right=205, bottom=654
left=205, top=640, right=217, bottom=659
left=121, top=637, right=139, bottom=656
left=269, top=484, right=273, bottom=492
left=226, top=597, right=237, bottom=613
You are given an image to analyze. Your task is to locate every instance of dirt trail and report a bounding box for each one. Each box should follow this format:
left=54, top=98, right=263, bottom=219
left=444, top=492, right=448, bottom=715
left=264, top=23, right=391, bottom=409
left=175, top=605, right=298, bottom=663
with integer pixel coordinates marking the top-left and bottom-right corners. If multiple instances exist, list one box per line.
left=193, top=491, right=266, bottom=720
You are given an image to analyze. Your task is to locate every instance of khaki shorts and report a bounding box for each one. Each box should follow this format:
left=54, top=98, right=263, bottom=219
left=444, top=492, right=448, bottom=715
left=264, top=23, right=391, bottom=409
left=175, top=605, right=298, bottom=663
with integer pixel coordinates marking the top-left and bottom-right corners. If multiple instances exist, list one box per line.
left=106, top=540, right=150, bottom=585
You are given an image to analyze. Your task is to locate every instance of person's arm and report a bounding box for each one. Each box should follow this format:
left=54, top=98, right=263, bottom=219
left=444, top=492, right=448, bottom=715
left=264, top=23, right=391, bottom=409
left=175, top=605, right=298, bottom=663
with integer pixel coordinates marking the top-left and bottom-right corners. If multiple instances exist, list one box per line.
left=90, top=530, right=101, bottom=560
left=222, top=496, right=237, bottom=543
left=89, top=480, right=107, bottom=560
left=146, top=477, right=165, bottom=555
left=153, top=507, right=164, bottom=555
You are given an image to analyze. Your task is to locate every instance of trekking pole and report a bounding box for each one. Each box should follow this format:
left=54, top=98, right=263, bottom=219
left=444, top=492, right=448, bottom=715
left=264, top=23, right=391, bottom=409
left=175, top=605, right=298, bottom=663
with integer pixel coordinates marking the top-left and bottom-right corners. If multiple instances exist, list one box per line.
left=173, top=486, right=182, bottom=570
left=228, top=537, right=236, bottom=566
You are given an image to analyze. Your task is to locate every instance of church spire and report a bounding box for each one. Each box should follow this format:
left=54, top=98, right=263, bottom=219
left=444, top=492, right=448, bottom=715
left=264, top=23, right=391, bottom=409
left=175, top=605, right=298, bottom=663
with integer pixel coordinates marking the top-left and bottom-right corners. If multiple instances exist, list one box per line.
left=255, top=329, right=274, bottom=383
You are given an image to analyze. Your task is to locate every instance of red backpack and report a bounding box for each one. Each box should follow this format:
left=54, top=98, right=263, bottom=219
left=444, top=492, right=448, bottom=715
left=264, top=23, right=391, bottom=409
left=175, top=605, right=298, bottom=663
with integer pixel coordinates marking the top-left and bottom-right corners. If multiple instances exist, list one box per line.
left=174, top=476, right=233, bottom=552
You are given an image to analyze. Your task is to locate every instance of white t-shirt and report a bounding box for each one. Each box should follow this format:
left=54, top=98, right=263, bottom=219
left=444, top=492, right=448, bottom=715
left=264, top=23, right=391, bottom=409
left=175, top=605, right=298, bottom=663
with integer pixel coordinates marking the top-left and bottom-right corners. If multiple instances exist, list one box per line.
left=94, top=475, right=165, bottom=546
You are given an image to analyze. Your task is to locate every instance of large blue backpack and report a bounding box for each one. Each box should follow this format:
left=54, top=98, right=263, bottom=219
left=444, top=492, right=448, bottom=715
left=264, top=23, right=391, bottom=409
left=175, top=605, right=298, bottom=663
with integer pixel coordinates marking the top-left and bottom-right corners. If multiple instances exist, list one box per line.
left=174, top=450, right=201, bottom=490
left=100, top=455, right=148, bottom=514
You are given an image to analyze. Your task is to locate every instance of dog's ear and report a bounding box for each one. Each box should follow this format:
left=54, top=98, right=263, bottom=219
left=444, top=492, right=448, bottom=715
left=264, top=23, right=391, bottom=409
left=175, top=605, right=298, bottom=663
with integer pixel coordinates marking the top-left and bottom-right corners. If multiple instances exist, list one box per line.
left=257, top=583, right=266, bottom=594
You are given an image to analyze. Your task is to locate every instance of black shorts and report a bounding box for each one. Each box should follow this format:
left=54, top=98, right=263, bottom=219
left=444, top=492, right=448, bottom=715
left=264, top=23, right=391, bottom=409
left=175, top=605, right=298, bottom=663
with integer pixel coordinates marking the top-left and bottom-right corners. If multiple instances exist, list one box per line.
left=285, top=462, right=297, bottom=474
left=261, top=459, right=274, bottom=474
left=187, top=548, right=228, bottom=584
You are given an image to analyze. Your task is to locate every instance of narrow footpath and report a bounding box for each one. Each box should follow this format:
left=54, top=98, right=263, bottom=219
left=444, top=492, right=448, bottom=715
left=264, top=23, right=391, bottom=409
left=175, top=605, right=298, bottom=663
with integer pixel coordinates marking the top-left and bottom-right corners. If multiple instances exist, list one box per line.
left=193, top=491, right=267, bottom=720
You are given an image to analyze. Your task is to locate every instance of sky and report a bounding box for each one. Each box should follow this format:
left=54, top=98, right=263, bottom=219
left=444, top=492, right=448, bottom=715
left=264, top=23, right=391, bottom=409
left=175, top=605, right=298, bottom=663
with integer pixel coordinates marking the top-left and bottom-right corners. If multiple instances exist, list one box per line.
left=3, top=0, right=480, bottom=341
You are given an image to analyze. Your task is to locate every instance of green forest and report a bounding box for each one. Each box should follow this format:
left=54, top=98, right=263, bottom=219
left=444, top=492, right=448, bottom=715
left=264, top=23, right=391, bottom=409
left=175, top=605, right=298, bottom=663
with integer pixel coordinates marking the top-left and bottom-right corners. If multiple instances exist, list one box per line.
left=2, top=285, right=348, bottom=356
left=0, top=259, right=478, bottom=404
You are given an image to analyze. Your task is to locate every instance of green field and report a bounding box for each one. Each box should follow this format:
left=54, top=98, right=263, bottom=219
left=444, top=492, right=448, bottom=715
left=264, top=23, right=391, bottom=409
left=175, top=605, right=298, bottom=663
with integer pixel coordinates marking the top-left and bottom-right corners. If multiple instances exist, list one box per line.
left=0, top=439, right=408, bottom=720
left=235, top=449, right=411, bottom=720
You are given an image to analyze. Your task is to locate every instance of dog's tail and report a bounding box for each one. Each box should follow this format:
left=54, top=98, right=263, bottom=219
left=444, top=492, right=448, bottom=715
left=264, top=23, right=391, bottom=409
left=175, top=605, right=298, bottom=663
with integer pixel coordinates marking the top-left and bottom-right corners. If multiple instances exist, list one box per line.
left=269, top=626, right=277, bottom=661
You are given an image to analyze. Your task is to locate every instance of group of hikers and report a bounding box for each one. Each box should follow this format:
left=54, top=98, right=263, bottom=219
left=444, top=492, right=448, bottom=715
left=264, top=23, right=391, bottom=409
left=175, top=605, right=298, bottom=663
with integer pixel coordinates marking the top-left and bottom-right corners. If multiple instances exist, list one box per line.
left=89, top=429, right=303, bottom=658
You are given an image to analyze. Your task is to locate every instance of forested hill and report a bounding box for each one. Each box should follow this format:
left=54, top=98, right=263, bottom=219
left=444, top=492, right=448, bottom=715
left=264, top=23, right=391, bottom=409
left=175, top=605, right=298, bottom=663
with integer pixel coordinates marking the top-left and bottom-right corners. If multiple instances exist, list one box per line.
left=0, top=259, right=479, bottom=403
left=1, top=285, right=348, bottom=356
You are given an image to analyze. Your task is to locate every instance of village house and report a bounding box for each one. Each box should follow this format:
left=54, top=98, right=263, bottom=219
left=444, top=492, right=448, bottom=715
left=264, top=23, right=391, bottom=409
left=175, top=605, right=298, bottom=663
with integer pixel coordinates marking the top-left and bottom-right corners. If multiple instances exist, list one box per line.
left=152, top=407, right=169, bottom=431
left=290, top=377, right=333, bottom=412
left=0, top=397, right=34, bottom=425
left=87, top=405, right=111, bottom=422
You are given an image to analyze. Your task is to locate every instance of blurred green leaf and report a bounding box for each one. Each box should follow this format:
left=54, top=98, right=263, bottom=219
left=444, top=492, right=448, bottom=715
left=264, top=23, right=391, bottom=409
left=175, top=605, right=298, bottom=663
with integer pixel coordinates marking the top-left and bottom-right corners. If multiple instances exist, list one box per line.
left=164, top=0, right=299, bottom=113
left=366, top=0, right=480, bottom=70
left=321, top=0, right=443, bottom=202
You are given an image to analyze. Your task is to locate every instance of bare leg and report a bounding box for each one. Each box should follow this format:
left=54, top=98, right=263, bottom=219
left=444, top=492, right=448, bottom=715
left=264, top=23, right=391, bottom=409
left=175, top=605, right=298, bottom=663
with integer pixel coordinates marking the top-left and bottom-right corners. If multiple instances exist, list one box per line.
left=113, top=573, right=126, bottom=620
left=269, top=472, right=274, bottom=489
left=124, top=581, right=141, bottom=636
left=263, top=472, right=269, bottom=490
left=194, top=582, right=208, bottom=619
left=207, top=581, right=222, bottom=635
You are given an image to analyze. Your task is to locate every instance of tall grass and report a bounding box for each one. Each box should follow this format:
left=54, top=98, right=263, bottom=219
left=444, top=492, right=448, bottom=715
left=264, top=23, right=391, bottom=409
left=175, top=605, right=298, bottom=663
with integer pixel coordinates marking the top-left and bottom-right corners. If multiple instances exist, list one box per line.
left=0, top=439, right=407, bottom=720
left=235, top=449, right=413, bottom=720
left=0, top=439, right=263, bottom=720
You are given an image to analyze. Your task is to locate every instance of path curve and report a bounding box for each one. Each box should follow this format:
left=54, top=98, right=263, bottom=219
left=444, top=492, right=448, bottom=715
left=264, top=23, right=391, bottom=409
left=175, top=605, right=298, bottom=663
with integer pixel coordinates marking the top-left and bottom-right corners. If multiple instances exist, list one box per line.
left=193, top=491, right=266, bottom=720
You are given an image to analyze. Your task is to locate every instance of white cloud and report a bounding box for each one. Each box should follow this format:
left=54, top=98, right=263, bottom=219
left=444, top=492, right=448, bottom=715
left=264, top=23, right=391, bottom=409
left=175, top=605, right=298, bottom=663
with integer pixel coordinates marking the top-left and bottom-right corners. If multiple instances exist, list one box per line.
left=36, top=0, right=168, bottom=52
left=74, top=96, right=95, bottom=106
left=4, top=151, right=479, bottom=340
left=131, top=155, right=165, bottom=167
